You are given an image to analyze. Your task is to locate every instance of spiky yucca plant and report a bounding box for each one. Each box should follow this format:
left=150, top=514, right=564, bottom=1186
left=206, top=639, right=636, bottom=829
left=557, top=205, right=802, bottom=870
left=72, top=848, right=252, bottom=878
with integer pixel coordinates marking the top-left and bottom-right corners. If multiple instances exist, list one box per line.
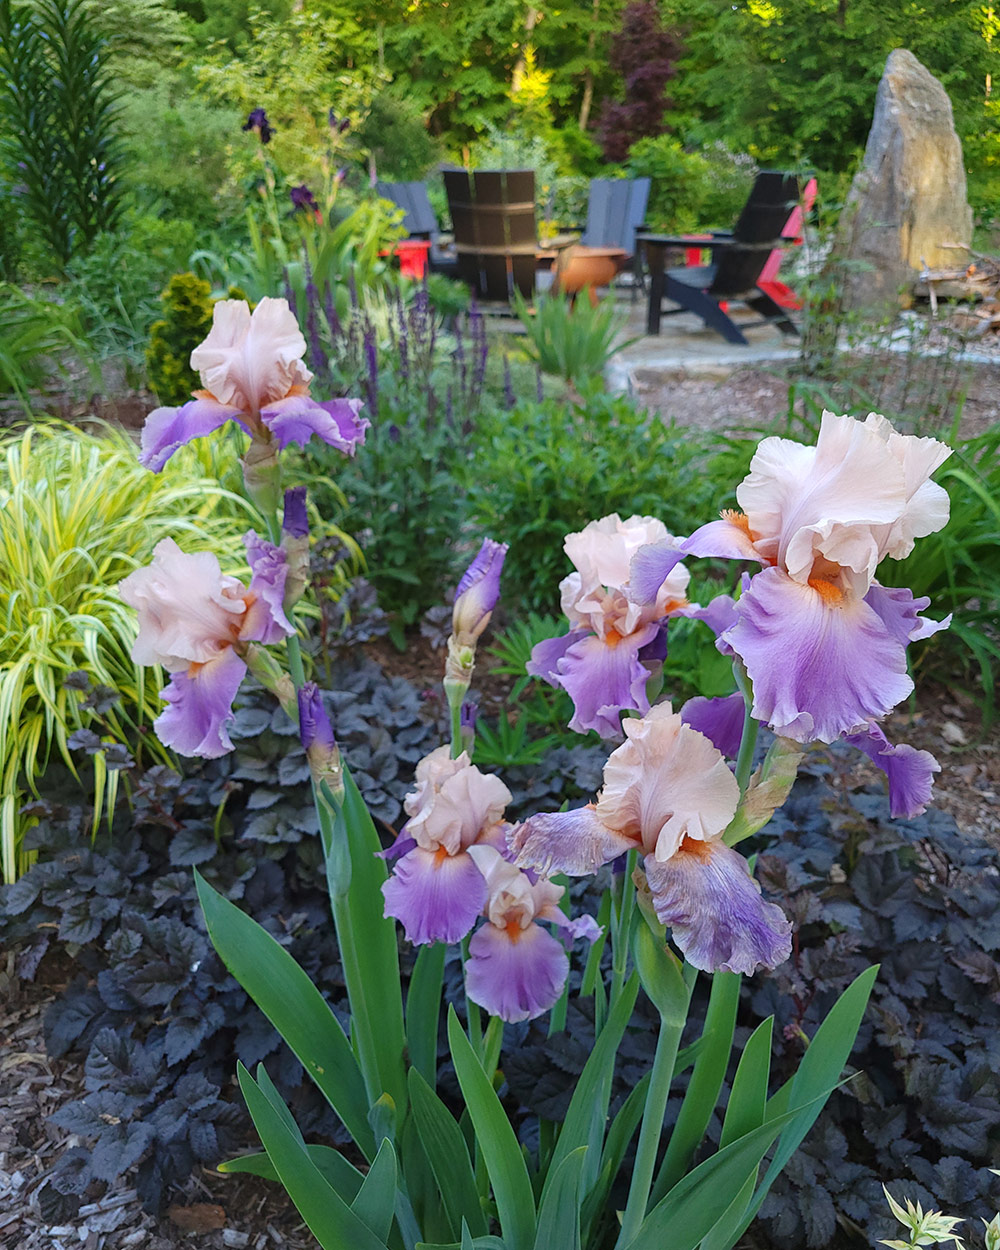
left=0, top=422, right=263, bottom=882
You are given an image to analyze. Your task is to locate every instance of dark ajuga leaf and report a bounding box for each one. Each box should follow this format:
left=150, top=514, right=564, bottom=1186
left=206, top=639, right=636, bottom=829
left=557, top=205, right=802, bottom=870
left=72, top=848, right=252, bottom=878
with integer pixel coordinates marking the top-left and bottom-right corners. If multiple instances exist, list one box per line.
left=167, top=822, right=218, bottom=866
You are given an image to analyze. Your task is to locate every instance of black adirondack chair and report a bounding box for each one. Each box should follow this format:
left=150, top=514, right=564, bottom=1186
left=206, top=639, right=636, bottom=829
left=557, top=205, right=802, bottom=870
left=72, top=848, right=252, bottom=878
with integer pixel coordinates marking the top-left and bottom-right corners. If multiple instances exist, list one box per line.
left=374, top=179, right=459, bottom=277
left=443, top=168, right=541, bottom=302
left=641, top=171, right=801, bottom=343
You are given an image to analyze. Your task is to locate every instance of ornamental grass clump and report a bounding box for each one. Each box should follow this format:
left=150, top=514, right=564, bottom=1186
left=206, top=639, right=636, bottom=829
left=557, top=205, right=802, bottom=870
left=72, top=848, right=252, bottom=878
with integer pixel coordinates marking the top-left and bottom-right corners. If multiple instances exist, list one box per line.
left=114, top=291, right=954, bottom=1250
left=0, top=421, right=258, bottom=882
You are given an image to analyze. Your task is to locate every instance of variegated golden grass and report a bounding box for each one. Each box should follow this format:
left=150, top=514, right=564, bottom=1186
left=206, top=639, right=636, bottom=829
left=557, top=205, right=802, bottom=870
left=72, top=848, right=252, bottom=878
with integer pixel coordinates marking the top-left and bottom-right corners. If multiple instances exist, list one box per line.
left=0, top=422, right=269, bottom=881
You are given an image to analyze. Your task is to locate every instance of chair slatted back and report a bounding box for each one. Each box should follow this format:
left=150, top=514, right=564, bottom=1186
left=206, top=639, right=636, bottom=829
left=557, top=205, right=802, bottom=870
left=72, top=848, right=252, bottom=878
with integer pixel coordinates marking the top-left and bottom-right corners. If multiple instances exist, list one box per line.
left=709, top=171, right=800, bottom=297
left=375, top=181, right=438, bottom=237
left=581, top=178, right=651, bottom=255
left=443, top=167, right=537, bottom=300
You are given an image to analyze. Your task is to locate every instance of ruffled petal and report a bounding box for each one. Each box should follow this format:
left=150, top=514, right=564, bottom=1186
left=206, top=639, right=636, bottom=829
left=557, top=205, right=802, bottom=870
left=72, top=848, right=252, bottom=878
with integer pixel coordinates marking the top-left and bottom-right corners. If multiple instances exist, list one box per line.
left=154, top=646, right=246, bottom=758
left=680, top=693, right=746, bottom=760
left=537, top=624, right=661, bottom=738
left=738, top=413, right=906, bottom=577
left=191, top=297, right=311, bottom=412
left=242, top=532, right=294, bottom=643
left=119, top=538, right=247, bottom=669
left=465, top=920, right=569, bottom=1023
left=262, top=395, right=369, bottom=454
left=863, top=414, right=951, bottom=559
left=597, top=704, right=741, bottom=859
left=139, top=397, right=245, bottom=472
left=676, top=593, right=739, bottom=640
left=726, top=567, right=913, bottom=743
left=527, top=630, right=581, bottom=684
left=564, top=514, right=669, bottom=591
left=510, top=806, right=636, bottom=877
left=681, top=517, right=763, bottom=563
left=843, top=721, right=940, bottom=818
left=628, top=541, right=687, bottom=604
left=864, top=583, right=951, bottom=645
left=381, top=846, right=486, bottom=945
left=646, top=838, right=792, bottom=975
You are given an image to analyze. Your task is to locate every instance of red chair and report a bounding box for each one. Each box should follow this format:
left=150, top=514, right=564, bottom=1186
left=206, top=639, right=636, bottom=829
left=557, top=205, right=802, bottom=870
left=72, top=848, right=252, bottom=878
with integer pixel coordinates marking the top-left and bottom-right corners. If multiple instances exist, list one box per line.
left=756, top=177, right=818, bottom=311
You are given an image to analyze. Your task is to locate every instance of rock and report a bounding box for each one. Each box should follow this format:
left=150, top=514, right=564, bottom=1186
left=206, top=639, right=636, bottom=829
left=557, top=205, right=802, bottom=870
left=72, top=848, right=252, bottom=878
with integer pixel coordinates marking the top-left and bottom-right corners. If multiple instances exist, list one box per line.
left=835, top=49, right=972, bottom=311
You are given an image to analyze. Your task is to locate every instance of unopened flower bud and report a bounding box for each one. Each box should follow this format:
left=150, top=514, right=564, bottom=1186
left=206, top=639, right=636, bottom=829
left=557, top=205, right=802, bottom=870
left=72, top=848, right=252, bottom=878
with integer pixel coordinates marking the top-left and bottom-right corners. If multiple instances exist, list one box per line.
left=452, top=539, right=508, bottom=647
left=281, top=486, right=310, bottom=610
left=240, top=643, right=297, bottom=720
left=242, top=437, right=282, bottom=518
left=298, top=681, right=342, bottom=796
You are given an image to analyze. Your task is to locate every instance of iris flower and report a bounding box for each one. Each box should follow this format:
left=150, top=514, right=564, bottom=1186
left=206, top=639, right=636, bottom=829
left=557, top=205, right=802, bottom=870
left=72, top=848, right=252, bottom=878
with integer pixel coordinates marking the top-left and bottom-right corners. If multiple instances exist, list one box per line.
left=119, top=534, right=293, bottom=758
left=633, top=412, right=950, bottom=746
left=464, top=846, right=600, bottom=1023
left=527, top=514, right=692, bottom=738
left=139, top=298, right=368, bottom=473
left=381, top=748, right=512, bottom=945
left=512, top=704, right=791, bottom=975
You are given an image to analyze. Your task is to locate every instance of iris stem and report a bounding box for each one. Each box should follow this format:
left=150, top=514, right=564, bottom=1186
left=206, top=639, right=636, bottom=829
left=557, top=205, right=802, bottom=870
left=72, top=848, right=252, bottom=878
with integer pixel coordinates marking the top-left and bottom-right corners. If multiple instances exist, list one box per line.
left=448, top=693, right=463, bottom=759
left=615, top=1011, right=687, bottom=1249
left=734, top=697, right=759, bottom=796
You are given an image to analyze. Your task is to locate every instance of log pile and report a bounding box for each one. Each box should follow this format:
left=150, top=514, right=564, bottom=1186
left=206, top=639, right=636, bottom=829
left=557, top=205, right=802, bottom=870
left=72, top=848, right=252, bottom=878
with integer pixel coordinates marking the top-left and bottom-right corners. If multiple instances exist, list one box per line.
left=915, top=247, right=1000, bottom=331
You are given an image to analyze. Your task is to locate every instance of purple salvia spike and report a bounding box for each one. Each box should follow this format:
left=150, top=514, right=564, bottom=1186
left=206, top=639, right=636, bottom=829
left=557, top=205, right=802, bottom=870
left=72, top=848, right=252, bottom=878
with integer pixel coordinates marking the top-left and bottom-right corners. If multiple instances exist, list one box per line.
left=323, top=284, right=341, bottom=340
left=364, top=325, right=378, bottom=415
left=303, top=258, right=325, bottom=375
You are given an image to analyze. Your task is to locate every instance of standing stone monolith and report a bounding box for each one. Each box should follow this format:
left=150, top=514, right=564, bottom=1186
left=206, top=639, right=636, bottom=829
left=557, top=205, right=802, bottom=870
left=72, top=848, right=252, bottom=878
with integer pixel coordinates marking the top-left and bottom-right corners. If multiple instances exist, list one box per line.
left=835, top=49, right=972, bottom=311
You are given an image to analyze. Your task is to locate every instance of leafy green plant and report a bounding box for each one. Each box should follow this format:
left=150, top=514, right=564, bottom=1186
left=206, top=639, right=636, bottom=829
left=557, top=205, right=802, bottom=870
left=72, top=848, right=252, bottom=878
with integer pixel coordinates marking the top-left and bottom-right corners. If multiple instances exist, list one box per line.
left=145, top=272, right=217, bottom=406
left=878, top=421, right=1000, bottom=724
left=513, top=291, right=635, bottom=389
left=0, top=0, right=125, bottom=270
left=63, top=215, right=197, bottom=378
left=0, top=284, right=97, bottom=411
left=0, top=422, right=258, bottom=881
left=467, top=392, right=747, bottom=612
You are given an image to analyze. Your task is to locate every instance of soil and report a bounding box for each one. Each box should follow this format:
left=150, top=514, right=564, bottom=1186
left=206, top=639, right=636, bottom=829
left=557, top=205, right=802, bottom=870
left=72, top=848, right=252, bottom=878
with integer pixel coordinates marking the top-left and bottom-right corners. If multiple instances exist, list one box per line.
left=2, top=338, right=998, bottom=1250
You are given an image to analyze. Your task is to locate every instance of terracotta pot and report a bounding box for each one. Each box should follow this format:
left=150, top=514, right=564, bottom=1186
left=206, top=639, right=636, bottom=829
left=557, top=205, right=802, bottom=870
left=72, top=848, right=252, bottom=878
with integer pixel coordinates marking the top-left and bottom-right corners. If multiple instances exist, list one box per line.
left=553, top=245, right=628, bottom=305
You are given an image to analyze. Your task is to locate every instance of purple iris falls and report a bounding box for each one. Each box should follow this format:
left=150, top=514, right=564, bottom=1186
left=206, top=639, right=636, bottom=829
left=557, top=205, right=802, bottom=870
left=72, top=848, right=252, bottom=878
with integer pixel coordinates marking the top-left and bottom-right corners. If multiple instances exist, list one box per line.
left=676, top=411, right=951, bottom=745
left=117, top=536, right=294, bottom=759
left=527, top=514, right=693, bottom=738
left=138, top=299, right=369, bottom=473
left=511, top=704, right=792, bottom=976
left=381, top=748, right=513, bottom=946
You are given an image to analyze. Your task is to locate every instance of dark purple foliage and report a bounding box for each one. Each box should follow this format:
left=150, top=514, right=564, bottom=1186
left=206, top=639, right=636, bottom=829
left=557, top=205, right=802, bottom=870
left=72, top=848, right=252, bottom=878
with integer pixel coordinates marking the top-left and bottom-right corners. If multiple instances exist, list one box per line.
left=598, top=1, right=682, bottom=162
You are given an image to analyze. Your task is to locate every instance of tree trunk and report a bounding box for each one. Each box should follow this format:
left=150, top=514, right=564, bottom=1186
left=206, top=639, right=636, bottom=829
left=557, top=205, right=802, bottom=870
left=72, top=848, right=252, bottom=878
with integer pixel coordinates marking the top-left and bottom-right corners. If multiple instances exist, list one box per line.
left=578, top=0, right=601, bottom=130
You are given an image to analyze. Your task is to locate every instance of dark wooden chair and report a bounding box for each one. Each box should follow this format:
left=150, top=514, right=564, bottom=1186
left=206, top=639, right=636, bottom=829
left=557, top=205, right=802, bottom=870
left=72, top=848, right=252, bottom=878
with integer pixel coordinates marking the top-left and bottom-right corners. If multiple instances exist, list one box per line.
left=640, top=171, right=801, bottom=343
left=443, top=168, right=543, bottom=302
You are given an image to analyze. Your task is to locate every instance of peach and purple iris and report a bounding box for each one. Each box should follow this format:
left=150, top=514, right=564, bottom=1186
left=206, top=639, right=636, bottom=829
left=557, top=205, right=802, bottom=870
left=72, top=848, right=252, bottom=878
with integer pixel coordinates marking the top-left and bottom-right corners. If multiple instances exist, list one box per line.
left=118, top=534, right=294, bottom=758
left=511, top=704, right=792, bottom=976
left=381, top=749, right=512, bottom=946
left=463, top=846, right=600, bottom=1023
left=139, top=298, right=369, bottom=473
left=633, top=412, right=951, bottom=748
left=527, top=514, right=692, bottom=738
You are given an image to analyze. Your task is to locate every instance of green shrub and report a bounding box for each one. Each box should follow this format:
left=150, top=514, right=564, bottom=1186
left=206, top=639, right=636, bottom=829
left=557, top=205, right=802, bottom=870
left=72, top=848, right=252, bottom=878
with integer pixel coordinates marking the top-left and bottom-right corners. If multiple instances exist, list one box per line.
left=466, top=390, right=749, bottom=612
left=145, top=271, right=215, bottom=405
left=625, top=135, right=756, bottom=231
left=0, top=421, right=260, bottom=881
left=878, top=421, right=1000, bottom=724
